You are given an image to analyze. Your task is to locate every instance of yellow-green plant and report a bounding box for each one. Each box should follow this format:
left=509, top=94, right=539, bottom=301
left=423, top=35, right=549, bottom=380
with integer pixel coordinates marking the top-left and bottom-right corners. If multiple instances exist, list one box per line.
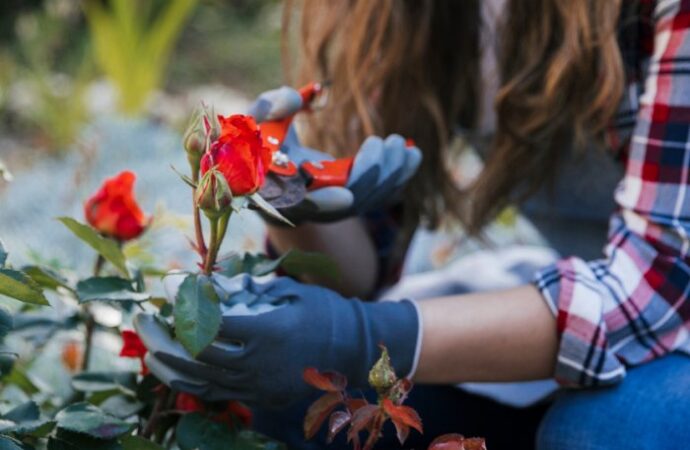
left=83, top=0, right=198, bottom=115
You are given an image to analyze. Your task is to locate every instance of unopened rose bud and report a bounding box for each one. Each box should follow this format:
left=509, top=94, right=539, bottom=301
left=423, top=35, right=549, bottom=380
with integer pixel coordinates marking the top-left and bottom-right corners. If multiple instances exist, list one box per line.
left=184, top=105, right=219, bottom=174
left=368, top=345, right=397, bottom=392
left=195, top=168, right=233, bottom=220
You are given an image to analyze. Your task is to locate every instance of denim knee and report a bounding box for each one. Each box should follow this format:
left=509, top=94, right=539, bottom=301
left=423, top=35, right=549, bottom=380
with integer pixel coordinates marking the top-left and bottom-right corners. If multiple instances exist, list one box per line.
left=537, top=353, right=690, bottom=450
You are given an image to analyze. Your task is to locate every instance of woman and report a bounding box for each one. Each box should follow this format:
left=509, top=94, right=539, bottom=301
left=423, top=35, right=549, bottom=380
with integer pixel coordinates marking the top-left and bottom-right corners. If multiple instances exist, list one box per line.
left=136, top=0, right=690, bottom=448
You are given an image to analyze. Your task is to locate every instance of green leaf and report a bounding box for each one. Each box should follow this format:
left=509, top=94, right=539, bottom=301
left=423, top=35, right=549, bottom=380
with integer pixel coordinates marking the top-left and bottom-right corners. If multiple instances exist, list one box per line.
left=0, top=419, right=56, bottom=438
left=2, top=365, right=40, bottom=395
left=55, top=403, right=133, bottom=439
left=0, top=239, right=7, bottom=267
left=57, top=218, right=128, bottom=277
left=99, top=395, right=144, bottom=420
left=174, top=274, right=221, bottom=357
left=48, top=429, right=122, bottom=450
left=21, top=266, right=71, bottom=292
left=120, top=435, right=163, bottom=450
left=249, top=193, right=294, bottom=226
left=71, top=371, right=137, bottom=393
left=233, top=430, right=287, bottom=450
left=76, top=277, right=150, bottom=304
left=0, top=353, right=16, bottom=377
left=280, top=250, right=340, bottom=282
left=0, top=306, right=12, bottom=341
left=3, top=401, right=39, bottom=422
left=0, top=435, right=25, bottom=450
left=176, top=413, right=234, bottom=450
left=0, top=269, right=49, bottom=306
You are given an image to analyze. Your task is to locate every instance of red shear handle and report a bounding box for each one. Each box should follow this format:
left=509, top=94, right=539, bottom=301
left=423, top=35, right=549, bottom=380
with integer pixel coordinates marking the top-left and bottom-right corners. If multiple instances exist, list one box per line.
left=262, top=82, right=324, bottom=159
left=301, top=158, right=354, bottom=190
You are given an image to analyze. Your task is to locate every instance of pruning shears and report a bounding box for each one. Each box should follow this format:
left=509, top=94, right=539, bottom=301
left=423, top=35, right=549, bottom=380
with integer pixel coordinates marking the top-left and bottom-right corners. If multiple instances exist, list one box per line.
left=259, top=82, right=355, bottom=191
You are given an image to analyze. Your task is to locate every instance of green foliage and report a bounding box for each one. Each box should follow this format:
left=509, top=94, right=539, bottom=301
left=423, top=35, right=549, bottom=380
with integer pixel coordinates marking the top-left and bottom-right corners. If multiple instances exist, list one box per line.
left=57, top=218, right=129, bottom=277
left=76, top=277, right=150, bottom=304
left=70, top=371, right=137, bottom=393
left=55, top=403, right=133, bottom=439
left=218, top=250, right=340, bottom=282
left=174, top=274, right=221, bottom=356
left=83, top=0, right=198, bottom=115
left=0, top=269, right=49, bottom=306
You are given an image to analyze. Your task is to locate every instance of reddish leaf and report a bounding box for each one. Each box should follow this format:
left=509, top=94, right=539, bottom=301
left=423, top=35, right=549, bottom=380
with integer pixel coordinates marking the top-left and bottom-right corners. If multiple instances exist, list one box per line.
left=382, top=399, right=423, bottom=434
left=393, top=422, right=410, bottom=445
left=327, top=410, right=351, bottom=443
left=304, top=392, right=343, bottom=439
left=463, top=438, right=487, bottom=450
left=428, top=434, right=466, bottom=450
left=303, top=367, right=348, bottom=392
left=347, top=404, right=379, bottom=443
left=345, top=398, right=369, bottom=413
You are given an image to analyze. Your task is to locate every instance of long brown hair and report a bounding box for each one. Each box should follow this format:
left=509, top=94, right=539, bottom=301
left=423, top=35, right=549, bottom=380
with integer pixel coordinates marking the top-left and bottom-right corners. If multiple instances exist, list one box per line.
left=282, top=0, right=625, bottom=234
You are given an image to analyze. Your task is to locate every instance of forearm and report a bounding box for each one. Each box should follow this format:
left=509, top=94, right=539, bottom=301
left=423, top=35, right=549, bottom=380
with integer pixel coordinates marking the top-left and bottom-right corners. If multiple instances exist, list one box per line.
left=267, top=218, right=378, bottom=298
left=414, top=284, right=558, bottom=383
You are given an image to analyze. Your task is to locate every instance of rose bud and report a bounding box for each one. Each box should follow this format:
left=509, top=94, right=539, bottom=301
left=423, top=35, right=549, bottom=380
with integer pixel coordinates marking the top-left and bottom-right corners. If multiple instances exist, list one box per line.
left=84, top=171, right=149, bottom=241
left=183, top=106, right=218, bottom=173
left=368, top=345, right=397, bottom=392
left=195, top=168, right=233, bottom=220
left=200, top=114, right=271, bottom=196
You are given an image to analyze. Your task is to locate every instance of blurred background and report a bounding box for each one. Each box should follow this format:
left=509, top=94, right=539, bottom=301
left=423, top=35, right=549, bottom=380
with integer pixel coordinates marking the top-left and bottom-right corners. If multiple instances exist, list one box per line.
left=0, top=0, right=543, bottom=277
left=0, top=0, right=284, bottom=273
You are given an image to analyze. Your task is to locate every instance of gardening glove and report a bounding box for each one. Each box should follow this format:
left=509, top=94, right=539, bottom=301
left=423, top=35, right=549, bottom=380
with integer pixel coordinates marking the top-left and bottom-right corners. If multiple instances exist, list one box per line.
left=248, top=86, right=422, bottom=223
left=134, top=275, right=421, bottom=409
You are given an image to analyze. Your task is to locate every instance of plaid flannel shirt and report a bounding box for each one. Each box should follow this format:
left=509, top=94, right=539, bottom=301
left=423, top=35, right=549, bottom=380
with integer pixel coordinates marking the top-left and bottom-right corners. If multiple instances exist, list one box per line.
left=535, top=0, right=690, bottom=387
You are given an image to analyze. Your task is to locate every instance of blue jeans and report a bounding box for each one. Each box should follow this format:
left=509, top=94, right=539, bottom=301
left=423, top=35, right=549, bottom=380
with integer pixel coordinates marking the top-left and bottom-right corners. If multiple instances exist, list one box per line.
left=537, top=353, right=690, bottom=450
left=254, top=354, right=690, bottom=449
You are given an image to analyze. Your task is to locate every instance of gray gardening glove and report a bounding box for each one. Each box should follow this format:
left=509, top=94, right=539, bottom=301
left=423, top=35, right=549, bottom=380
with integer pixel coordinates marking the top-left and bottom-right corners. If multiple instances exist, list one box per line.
left=135, top=275, right=421, bottom=409
left=249, top=87, right=422, bottom=223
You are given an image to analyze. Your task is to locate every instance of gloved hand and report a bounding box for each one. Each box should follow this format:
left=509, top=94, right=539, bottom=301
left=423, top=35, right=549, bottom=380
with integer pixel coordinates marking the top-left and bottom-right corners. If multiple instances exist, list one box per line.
left=248, top=86, right=422, bottom=223
left=134, top=275, right=421, bottom=409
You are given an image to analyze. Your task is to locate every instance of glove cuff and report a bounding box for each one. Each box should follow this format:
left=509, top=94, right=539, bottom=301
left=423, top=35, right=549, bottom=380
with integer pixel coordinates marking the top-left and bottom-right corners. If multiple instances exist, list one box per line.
left=360, top=298, right=421, bottom=384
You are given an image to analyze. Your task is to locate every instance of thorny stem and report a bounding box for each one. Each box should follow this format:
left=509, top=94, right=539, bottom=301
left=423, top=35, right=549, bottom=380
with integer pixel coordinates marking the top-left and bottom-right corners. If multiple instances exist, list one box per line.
left=142, top=386, right=170, bottom=439
left=363, top=412, right=385, bottom=450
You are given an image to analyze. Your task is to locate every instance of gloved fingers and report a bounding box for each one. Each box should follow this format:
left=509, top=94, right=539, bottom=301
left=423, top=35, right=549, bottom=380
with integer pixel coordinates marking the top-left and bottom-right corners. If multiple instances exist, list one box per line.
left=395, top=144, right=422, bottom=188
left=283, top=127, right=334, bottom=165
left=304, top=187, right=354, bottom=213
left=145, top=353, right=207, bottom=390
left=378, top=134, right=408, bottom=182
left=347, top=136, right=385, bottom=192
left=247, top=86, right=303, bottom=123
left=135, top=313, right=193, bottom=364
left=154, top=350, right=248, bottom=390
left=210, top=273, right=252, bottom=301
left=172, top=379, right=251, bottom=403
left=355, top=138, right=409, bottom=212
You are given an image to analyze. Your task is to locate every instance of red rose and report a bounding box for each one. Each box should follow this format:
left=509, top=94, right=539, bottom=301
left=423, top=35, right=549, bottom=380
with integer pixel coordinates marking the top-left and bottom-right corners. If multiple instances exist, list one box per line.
left=200, top=115, right=271, bottom=196
left=84, top=171, right=148, bottom=241
left=119, top=330, right=149, bottom=375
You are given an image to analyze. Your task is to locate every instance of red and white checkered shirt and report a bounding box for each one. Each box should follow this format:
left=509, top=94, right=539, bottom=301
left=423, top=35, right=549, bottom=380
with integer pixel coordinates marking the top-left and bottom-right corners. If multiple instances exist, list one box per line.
left=535, top=0, right=690, bottom=387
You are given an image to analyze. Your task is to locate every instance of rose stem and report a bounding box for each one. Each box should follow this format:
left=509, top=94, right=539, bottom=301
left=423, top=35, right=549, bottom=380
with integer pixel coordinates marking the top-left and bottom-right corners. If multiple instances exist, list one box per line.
left=202, top=217, right=220, bottom=274
left=192, top=170, right=207, bottom=260
left=81, top=254, right=104, bottom=371
left=215, top=210, right=231, bottom=250
left=142, top=385, right=169, bottom=439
